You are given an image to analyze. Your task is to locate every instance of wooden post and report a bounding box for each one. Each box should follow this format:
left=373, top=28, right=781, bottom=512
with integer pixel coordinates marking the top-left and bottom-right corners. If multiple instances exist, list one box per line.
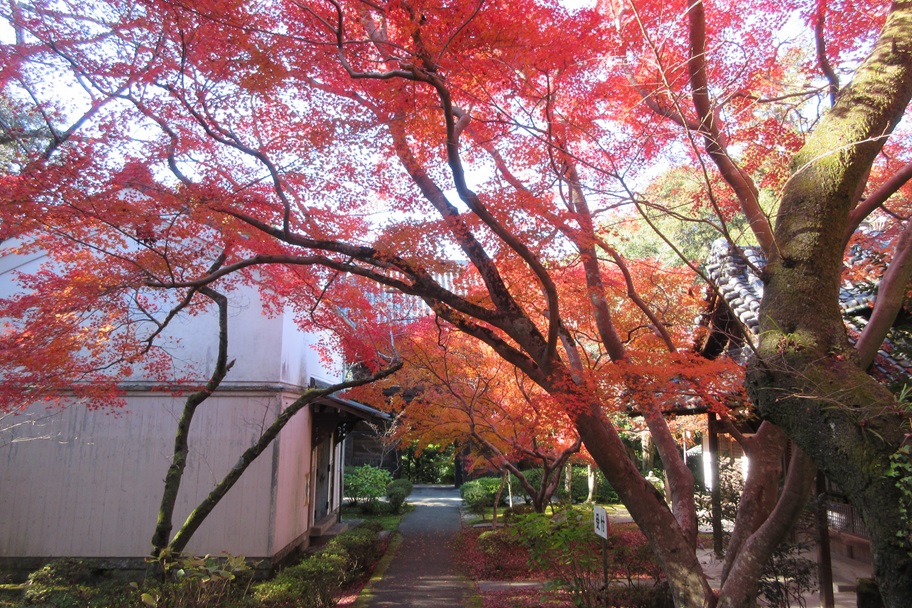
left=708, top=413, right=723, bottom=557
left=815, top=472, right=835, bottom=608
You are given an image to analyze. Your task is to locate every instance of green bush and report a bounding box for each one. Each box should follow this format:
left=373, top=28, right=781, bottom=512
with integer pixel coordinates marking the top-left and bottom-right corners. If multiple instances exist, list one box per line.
left=510, top=507, right=660, bottom=608
left=141, top=553, right=252, bottom=608
left=344, top=465, right=393, bottom=508
left=386, top=479, right=413, bottom=513
left=325, top=527, right=378, bottom=577
left=400, top=443, right=455, bottom=483
left=509, top=467, right=618, bottom=507
left=252, top=521, right=382, bottom=607
left=502, top=504, right=536, bottom=521
left=254, top=552, right=347, bottom=608
left=249, top=575, right=309, bottom=607
left=554, top=467, right=591, bottom=504
left=356, top=519, right=385, bottom=535
left=387, top=478, right=413, bottom=496
left=16, top=523, right=385, bottom=608
left=460, top=477, right=505, bottom=515
left=589, top=468, right=619, bottom=504
left=511, top=469, right=542, bottom=504
left=476, top=528, right=522, bottom=557
left=18, top=559, right=137, bottom=608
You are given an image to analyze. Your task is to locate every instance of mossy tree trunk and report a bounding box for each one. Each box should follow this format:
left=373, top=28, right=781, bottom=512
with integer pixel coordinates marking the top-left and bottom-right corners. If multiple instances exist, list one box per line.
left=747, top=3, right=912, bottom=605
left=150, top=287, right=234, bottom=558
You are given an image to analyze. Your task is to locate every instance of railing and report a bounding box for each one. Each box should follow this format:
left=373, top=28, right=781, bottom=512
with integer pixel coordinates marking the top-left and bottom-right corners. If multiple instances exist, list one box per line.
left=826, top=499, right=868, bottom=538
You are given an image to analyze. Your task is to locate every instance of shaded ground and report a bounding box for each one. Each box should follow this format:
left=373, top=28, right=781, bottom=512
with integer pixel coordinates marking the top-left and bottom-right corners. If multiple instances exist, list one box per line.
left=360, top=485, right=475, bottom=608
left=601, top=506, right=873, bottom=608
left=357, top=492, right=873, bottom=608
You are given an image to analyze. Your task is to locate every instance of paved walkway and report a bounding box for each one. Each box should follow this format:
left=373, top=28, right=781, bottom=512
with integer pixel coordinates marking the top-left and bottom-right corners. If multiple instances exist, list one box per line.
left=362, top=485, right=474, bottom=608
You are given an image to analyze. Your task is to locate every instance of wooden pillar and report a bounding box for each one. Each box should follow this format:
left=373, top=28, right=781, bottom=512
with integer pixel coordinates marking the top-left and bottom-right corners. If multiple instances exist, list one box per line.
left=708, top=412, right=723, bottom=557
left=815, top=472, right=835, bottom=608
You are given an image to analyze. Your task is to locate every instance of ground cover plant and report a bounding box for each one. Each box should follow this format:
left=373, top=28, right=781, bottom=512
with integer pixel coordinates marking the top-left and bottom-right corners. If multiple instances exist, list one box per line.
left=0, top=520, right=397, bottom=608
left=460, top=505, right=664, bottom=608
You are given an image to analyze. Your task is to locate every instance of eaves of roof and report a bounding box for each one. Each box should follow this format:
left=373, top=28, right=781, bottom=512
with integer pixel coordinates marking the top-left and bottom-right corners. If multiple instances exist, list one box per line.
left=702, top=238, right=910, bottom=382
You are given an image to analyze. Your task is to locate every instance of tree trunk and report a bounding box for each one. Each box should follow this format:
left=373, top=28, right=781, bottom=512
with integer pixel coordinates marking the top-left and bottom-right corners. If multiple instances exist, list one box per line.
left=645, top=411, right=698, bottom=547
left=721, top=423, right=786, bottom=581
left=571, top=403, right=714, bottom=607
left=151, top=288, right=232, bottom=559
left=492, top=469, right=507, bottom=527
left=587, top=464, right=596, bottom=503
left=747, top=3, right=912, bottom=604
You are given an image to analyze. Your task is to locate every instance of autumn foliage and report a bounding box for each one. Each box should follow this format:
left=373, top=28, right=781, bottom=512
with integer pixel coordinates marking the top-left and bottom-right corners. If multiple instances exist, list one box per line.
left=2, top=0, right=912, bottom=605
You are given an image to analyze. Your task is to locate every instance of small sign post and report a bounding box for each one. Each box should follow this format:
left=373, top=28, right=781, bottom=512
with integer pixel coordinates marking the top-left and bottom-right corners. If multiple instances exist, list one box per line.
left=593, top=505, right=609, bottom=539
left=593, top=505, right=609, bottom=588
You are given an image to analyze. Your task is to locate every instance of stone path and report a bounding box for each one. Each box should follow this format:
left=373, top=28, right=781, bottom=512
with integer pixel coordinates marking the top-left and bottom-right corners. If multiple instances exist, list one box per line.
left=361, top=485, right=475, bottom=608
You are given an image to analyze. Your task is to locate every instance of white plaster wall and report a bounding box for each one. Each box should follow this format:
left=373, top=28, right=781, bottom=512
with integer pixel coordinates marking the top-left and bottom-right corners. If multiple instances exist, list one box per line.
left=271, top=395, right=313, bottom=553
left=0, top=392, right=286, bottom=559
left=0, top=242, right=344, bottom=561
left=277, top=310, right=343, bottom=388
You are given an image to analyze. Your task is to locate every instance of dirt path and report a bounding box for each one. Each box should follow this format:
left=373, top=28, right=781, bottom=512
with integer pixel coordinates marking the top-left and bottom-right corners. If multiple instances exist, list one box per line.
left=361, top=485, right=475, bottom=608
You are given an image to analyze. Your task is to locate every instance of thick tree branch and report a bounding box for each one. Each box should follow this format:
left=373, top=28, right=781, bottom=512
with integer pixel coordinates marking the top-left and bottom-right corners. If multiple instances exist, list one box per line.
left=856, top=220, right=912, bottom=368
left=846, top=160, right=912, bottom=235
left=686, top=0, right=773, bottom=253
left=151, top=286, right=234, bottom=557
left=815, top=0, right=841, bottom=107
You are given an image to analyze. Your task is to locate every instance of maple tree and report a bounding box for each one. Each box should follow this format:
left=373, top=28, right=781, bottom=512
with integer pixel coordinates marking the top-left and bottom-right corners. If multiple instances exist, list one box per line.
left=357, top=317, right=583, bottom=513
left=2, top=0, right=912, bottom=606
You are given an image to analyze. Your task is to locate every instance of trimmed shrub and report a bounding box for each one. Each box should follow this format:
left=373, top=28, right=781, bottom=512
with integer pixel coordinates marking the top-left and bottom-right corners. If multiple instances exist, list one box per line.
left=389, top=478, right=413, bottom=494
left=477, top=528, right=523, bottom=557
left=248, top=576, right=310, bottom=607
left=356, top=519, right=384, bottom=535
left=386, top=479, right=413, bottom=513
left=502, top=504, right=535, bottom=522
left=254, top=552, right=347, bottom=608
left=325, top=527, right=378, bottom=577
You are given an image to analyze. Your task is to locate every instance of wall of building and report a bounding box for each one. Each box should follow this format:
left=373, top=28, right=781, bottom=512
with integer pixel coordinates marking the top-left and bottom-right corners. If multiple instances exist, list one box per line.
left=270, top=394, right=314, bottom=557
left=0, top=241, right=348, bottom=563
left=0, top=391, right=291, bottom=559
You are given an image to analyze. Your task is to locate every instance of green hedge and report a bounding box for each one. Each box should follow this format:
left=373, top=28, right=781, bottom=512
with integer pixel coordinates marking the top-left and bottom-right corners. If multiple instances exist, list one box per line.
left=510, top=467, right=619, bottom=505
left=15, top=524, right=387, bottom=608
left=252, top=522, right=383, bottom=608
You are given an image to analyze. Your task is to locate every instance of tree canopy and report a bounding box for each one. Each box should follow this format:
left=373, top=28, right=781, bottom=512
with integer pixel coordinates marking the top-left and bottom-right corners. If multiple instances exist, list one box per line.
left=2, top=1, right=912, bottom=606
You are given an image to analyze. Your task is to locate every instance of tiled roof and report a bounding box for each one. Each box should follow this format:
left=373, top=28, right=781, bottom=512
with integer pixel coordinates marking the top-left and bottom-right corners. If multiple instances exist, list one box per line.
left=702, top=238, right=911, bottom=381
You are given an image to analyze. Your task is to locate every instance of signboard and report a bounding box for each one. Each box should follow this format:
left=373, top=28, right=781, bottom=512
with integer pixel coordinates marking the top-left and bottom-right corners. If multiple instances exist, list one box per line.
left=593, top=505, right=609, bottom=539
